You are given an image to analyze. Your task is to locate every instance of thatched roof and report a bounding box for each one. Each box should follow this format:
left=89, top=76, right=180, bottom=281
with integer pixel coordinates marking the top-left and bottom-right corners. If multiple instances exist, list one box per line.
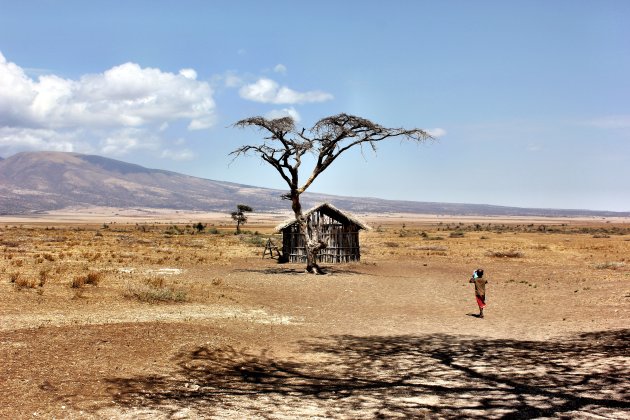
left=275, top=202, right=371, bottom=232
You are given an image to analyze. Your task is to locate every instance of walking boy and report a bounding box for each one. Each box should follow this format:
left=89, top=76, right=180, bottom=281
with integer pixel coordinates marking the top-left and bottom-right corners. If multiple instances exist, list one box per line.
left=469, top=268, right=487, bottom=318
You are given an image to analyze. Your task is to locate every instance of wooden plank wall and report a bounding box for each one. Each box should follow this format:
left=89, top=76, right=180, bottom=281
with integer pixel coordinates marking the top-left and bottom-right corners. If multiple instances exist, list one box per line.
left=282, top=210, right=361, bottom=263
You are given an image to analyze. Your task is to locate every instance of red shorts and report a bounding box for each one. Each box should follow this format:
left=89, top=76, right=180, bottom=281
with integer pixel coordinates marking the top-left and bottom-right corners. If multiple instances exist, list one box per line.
left=476, top=295, right=486, bottom=309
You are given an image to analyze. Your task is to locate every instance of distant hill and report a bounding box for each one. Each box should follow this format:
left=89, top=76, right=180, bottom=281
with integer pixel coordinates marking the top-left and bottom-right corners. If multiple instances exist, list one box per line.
left=0, top=151, right=628, bottom=217
left=0, top=152, right=288, bottom=214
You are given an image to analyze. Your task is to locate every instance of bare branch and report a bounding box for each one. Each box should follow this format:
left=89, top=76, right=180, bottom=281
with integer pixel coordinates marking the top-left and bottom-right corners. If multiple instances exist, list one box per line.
left=299, top=113, right=434, bottom=192
left=233, top=116, right=295, bottom=134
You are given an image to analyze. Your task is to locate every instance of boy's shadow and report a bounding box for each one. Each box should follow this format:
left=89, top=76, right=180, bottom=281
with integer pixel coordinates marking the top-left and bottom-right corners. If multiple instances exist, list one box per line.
left=466, top=313, right=482, bottom=318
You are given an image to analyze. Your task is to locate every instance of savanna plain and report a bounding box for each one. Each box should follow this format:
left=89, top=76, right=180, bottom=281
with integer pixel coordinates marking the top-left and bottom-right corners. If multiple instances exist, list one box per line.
left=1, top=213, right=628, bottom=419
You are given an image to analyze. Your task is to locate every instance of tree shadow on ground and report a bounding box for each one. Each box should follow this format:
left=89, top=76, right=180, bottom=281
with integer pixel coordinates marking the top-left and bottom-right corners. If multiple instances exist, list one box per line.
left=234, top=267, right=307, bottom=275
left=104, top=329, right=629, bottom=418
left=234, top=266, right=365, bottom=276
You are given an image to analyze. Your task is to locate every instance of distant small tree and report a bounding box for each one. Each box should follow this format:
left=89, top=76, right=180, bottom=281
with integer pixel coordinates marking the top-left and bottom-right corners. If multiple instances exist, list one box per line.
left=231, top=204, right=253, bottom=234
left=193, top=222, right=206, bottom=233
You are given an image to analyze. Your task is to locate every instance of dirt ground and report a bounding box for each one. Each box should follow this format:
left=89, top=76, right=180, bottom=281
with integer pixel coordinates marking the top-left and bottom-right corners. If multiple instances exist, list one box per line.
left=0, top=214, right=628, bottom=419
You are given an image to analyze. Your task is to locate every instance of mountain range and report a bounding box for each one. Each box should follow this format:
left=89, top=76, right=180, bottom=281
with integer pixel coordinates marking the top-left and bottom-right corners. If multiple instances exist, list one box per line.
left=0, top=151, right=627, bottom=217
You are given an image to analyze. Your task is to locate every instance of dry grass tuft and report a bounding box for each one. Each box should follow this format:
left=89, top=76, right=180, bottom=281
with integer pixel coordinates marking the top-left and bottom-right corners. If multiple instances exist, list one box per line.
left=12, top=272, right=37, bottom=290
left=486, top=250, right=524, bottom=258
left=71, top=275, right=86, bottom=288
left=72, top=271, right=103, bottom=288
left=531, top=244, right=550, bottom=250
left=38, top=269, right=50, bottom=287
left=415, top=246, right=448, bottom=252
left=9, top=272, right=21, bottom=283
left=16, top=277, right=37, bottom=289
left=594, top=262, right=625, bottom=270
left=86, top=271, right=103, bottom=286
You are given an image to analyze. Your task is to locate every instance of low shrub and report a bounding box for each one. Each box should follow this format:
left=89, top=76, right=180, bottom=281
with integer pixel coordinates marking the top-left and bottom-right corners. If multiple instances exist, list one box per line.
left=124, top=278, right=188, bottom=303
left=165, top=225, right=185, bottom=236
left=241, top=234, right=265, bottom=247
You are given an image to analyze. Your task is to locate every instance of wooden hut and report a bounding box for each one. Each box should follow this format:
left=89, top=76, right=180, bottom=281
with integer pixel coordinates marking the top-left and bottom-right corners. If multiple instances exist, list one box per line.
left=275, top=203, right=370, bottom=263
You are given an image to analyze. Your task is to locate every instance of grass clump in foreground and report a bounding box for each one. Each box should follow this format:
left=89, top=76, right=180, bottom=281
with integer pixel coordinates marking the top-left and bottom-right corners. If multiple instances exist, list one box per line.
left=124, top=277, right=188, bottom=303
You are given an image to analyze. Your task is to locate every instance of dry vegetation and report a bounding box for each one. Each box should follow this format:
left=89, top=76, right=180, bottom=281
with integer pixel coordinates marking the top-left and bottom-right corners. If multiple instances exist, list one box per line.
left=0, top=222, right=262, bottom=304
left=1, top=216, right=629, bottom=418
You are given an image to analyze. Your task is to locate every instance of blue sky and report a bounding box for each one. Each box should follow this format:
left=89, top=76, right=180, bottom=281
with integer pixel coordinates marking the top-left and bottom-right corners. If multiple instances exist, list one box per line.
left=1, top=1, right=628, bottom=212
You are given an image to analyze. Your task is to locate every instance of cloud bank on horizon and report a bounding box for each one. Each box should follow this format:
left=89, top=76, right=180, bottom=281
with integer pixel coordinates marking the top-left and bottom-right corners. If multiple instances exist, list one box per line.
left=0, top=51, right=359, bottom=160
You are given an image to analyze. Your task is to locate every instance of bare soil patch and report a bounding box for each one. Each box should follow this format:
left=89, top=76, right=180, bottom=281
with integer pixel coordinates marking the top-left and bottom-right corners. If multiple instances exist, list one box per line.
left=0, top=216, right=628, bottom=418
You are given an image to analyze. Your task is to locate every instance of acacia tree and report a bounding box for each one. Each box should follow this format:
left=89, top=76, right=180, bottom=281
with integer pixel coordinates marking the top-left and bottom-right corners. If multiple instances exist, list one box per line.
left=231, top=204, right=253, bottom=234
left=232, top=113, right=432, bottom=273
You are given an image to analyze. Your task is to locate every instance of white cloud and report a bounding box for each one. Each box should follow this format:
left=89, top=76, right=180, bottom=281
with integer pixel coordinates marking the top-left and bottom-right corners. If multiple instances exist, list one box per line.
left=427, top=128, right=447, bottom=138
left=0, top=52, right=215, bottom=131
left=188, top=115, right=215, bottom=130
left=99, top=128, right=160, bottom=156
left=239, top=78, right=277, bottom=103
left=0, top=51, right=216, bottom=161
left=273, top=64, right=287, bottom=74
left=0, top=127, right=79, bottom=154
left=160, top=148, right=195, bottom=161
left=239, top=78, right=333, bottom=104
left=179, top=68, right=197, bottom=80
left=265, top=107, right=301, bottom=122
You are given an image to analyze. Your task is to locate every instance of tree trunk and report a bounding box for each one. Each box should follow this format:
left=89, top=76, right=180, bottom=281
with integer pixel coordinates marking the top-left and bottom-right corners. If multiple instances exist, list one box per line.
left=305, top=214, right=327, bottom=274
left=290, top=191, right=325, bottom=274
